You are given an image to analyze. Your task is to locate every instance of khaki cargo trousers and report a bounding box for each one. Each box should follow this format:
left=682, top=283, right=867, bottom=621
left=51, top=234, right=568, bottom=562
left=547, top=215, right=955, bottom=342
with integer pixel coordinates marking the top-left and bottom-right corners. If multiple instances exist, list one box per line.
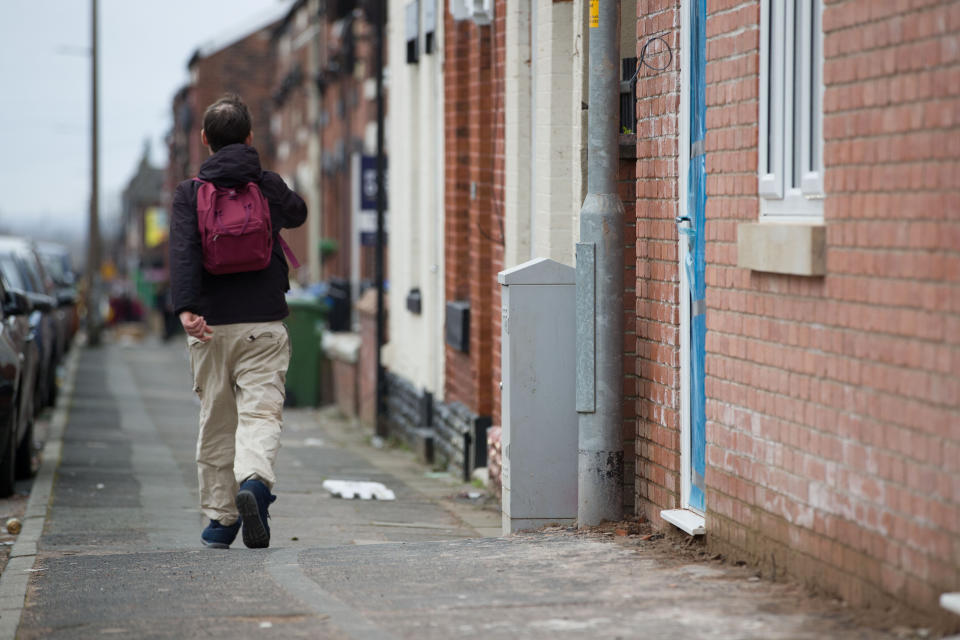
left=188, top=321, right=290, bottom=526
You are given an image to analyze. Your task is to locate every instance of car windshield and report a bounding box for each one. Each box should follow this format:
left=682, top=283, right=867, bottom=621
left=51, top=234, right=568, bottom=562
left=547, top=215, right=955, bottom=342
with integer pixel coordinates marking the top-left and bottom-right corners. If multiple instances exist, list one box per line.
left=15, top=251, right=44, bottom=293
left=39, top=254, right=63, bottom=283
left=0, top=253, right=27, bottom=291
left=38, top=250, right=73, bottom=286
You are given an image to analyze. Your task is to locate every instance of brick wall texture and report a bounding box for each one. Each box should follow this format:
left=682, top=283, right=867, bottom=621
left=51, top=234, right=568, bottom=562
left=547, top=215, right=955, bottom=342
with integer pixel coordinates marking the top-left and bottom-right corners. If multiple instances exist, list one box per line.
left=272, top=8, right=313, bottom=276
left=166, top=25, right=278, bottom=191
left=443, top=3, right=506, bottom=423
left=634, top=0, right=959, bottom=626
left=635, top=0, right=684, bottom=527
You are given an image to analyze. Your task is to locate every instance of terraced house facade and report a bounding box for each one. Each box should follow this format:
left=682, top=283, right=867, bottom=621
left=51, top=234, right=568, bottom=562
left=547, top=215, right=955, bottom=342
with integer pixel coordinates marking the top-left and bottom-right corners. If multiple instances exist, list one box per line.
left=168, top=0, right=959, bottom=629
left=386, top=0, right=958, bottom=628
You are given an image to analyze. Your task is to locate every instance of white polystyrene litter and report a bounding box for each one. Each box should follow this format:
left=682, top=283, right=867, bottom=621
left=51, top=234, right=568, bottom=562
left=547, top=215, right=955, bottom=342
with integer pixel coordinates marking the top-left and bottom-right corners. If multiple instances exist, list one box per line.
left=322, top=479, right=396, bottom=500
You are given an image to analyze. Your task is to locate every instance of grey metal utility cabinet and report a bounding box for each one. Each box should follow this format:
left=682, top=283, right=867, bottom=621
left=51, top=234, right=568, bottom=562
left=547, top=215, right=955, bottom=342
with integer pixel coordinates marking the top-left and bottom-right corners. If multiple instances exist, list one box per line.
left=498, top=258, right=578, bottom=535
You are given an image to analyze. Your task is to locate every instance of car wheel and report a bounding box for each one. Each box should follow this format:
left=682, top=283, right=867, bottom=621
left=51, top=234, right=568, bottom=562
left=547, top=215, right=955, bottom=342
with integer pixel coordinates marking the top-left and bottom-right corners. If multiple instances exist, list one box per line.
left=0, top=408, right=17, bottom=498
left=15, top=416, right=35, bottom=480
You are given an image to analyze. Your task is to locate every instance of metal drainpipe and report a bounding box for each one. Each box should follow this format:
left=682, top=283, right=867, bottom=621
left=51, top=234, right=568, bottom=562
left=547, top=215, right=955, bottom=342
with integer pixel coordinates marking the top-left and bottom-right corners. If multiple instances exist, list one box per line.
left=374, top=0, right=388, bottom=438
left=308, top=0, right=323, bottom=284
left=576, top=0, right=623, bottom=526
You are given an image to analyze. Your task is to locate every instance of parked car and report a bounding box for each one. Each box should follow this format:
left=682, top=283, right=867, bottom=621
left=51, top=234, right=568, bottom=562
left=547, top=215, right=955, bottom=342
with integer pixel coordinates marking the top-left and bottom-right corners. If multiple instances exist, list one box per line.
left=35, top=242, right=78, bottom=383
left=0, top=238, right=58, bottom=413
left=0, top=277, right=37, bottom=496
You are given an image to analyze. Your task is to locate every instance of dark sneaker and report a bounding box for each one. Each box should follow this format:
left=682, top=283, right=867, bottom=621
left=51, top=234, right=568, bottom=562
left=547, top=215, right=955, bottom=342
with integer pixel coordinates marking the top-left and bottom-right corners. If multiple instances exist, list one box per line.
left=201, top=519, right=240, bottom=549
left=236, top=478, right=276, bottom=549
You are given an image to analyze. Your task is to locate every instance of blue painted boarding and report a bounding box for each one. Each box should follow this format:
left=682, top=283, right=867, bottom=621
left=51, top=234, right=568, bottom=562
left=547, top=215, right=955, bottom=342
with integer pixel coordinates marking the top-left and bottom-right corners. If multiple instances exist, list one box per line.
left=686, top=0, right=708, bottom=512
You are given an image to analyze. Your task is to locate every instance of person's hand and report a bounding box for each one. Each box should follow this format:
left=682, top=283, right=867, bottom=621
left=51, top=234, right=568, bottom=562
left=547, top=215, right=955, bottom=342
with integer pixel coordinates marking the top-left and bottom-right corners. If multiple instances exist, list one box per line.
left=180, top=311, right=213, bottom=342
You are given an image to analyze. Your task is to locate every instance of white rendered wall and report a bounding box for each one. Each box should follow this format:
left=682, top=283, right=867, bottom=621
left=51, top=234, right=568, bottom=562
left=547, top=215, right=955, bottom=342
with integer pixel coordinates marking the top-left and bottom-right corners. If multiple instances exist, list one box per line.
left=383, top=0, right=446, bottom=400
left=504, top=0, right=532, bottom=270
left=532, top=0, right=576, bottom=266
left=571, top=0, right=588, bottom=252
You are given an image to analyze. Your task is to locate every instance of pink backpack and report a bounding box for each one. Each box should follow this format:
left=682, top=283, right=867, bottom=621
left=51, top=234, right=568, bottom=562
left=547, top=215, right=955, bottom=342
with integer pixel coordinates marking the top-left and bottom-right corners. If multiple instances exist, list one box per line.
left=193, top=179, right=299, bottom=275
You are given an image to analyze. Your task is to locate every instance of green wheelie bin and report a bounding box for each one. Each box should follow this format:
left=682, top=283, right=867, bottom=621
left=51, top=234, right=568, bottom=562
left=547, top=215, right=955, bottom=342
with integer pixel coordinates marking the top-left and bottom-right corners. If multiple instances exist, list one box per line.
left=284, top=296, right=327, bottom=406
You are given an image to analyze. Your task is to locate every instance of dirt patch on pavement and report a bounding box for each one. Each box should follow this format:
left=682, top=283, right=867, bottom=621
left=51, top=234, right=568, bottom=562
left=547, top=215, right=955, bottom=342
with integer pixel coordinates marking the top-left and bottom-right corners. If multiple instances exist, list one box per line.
left=531, top=517, right=944, bottom=640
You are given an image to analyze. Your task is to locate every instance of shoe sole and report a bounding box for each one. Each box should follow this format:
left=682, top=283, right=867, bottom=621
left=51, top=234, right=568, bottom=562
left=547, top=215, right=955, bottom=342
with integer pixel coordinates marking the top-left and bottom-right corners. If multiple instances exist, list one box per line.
left=201, top=538, right=230, bottom=549
left=236, top=490, right=269, bottom=549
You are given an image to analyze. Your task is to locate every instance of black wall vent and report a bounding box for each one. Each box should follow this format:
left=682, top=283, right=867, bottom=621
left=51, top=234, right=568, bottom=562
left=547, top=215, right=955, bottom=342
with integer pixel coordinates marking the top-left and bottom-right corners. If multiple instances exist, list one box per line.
left=445, top=300, right=470, bottom=353
left=406, top=288, right=422, bottom=314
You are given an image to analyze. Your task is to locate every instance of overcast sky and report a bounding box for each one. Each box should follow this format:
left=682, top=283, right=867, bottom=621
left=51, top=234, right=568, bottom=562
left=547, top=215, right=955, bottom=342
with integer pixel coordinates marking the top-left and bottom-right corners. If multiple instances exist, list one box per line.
left=0, top=0, right=293, bottom=240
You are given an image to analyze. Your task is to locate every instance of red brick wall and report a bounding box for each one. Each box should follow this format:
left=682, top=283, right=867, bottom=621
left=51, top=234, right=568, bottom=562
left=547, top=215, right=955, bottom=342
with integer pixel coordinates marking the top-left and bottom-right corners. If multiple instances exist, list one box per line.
left=357, top=293, right=379, bottom=426
left=443, top=4, right=506, bottom=421
left=444, top=15, right=475, bottom=406
left=635, top=0, right=960, bottom=627
left=635, top=0, right=683, bottom=521
left=189, top=26, right=278, bottom=177
left=317, top=16, right=378, bottom=282
left=490, top=1, right=506, bottom=426
left=272, top=9, right=313, bottom=278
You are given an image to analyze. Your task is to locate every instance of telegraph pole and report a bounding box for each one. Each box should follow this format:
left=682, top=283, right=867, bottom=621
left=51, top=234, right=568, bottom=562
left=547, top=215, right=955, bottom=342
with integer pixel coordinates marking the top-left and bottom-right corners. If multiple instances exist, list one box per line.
left=86, top=0, right=102, bottom=346
left=576, top=0, right=624, bottom=526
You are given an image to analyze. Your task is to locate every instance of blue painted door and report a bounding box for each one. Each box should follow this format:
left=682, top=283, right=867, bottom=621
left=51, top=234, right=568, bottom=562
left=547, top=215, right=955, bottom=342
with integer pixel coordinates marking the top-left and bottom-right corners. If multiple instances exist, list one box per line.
left=685, top=0, right=707, bottom=513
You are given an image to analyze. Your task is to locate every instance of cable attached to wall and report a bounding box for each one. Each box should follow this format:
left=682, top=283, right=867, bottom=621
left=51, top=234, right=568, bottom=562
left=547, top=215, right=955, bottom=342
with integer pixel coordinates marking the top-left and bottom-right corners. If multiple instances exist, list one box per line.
left=473, top=29, right=674, bottom=247
left=629, top=34, right=674, bottom=86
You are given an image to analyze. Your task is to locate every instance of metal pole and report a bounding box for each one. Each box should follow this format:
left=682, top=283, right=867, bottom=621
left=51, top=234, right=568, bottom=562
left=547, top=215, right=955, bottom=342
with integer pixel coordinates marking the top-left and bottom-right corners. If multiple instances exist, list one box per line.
left=307, top=0, right=323, bottom=284
left=86, top=0, right=102, bottom=346
left=576, top=0, right=623, bottom=526
left=374, top=0, right=388, bottom=438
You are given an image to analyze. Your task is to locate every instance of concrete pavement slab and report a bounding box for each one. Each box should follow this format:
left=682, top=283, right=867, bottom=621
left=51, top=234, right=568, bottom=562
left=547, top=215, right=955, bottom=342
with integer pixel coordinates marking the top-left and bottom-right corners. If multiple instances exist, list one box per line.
left=293, top=535, right=898, bottom=640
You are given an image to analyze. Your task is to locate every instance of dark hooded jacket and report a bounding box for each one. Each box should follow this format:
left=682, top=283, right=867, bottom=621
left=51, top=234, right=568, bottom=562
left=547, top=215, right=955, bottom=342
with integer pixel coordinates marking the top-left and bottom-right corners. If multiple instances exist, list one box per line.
left=170, top=144, right=307, bottom=325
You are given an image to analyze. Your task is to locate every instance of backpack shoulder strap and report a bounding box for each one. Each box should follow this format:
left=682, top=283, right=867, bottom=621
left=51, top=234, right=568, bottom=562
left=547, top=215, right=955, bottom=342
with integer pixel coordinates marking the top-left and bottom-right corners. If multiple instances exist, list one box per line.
left=277, top=235, right=300, bottom=269
left=192, top=178, right=217, bottom=228
left=247, top=179, right=300, bottom=268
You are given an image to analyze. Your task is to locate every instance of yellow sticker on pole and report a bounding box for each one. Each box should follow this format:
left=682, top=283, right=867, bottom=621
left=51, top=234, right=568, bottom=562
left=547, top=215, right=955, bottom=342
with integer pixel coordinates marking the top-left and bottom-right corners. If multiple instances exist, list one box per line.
left=590, top=0, right=599, bottom=28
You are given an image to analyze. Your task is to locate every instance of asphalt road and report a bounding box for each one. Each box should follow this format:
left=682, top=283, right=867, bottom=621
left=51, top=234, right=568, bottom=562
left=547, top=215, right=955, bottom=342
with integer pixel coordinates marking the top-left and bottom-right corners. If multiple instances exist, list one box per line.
left=3, top=338, right=916, bottom=639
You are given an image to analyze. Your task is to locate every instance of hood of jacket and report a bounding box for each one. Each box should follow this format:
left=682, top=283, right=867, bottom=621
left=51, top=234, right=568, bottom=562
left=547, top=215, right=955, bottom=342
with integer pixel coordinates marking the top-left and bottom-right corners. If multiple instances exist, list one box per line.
left=197, top=144, right=263, bottom=186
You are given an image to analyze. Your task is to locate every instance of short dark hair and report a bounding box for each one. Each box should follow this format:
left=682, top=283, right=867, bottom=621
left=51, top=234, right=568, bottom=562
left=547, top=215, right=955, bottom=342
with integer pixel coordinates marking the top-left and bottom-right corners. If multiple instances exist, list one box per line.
left=202, top=94, right=252, bottom=152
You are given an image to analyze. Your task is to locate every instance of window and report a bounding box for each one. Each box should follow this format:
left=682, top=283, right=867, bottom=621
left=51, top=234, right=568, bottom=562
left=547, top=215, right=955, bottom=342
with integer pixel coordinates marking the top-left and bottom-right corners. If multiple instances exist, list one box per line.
left=424, top=0, right=436, bottom=54
left=759, top=0, right=823, bottom=218
left=406, top=1, right=419, bottom=64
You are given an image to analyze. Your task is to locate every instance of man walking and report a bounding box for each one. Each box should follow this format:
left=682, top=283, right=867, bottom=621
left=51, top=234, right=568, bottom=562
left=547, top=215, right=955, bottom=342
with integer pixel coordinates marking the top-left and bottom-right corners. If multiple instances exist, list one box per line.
left=170, top=94, right=307, bottom=549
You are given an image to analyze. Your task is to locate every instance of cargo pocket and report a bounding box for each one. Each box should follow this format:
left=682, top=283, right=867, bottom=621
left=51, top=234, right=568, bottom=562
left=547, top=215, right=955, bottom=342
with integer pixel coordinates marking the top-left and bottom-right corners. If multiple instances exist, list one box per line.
left=187, top=337, right=207, bottom=395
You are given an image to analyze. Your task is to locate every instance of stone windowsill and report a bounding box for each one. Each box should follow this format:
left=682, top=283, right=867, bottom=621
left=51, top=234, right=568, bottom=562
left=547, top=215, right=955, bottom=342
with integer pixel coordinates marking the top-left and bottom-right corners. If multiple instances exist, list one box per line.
left=737, top=221, right=826, bottom=276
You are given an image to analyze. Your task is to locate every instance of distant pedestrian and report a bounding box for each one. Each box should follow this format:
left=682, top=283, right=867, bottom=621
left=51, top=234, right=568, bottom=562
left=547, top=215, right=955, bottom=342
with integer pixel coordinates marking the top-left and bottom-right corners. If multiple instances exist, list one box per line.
left=170, top=93, right=307, bottom=549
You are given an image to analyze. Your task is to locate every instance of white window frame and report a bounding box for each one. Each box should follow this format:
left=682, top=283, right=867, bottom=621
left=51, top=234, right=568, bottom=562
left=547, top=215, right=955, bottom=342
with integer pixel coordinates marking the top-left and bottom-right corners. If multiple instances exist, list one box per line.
left=759, top=0, right=824, bottom=220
